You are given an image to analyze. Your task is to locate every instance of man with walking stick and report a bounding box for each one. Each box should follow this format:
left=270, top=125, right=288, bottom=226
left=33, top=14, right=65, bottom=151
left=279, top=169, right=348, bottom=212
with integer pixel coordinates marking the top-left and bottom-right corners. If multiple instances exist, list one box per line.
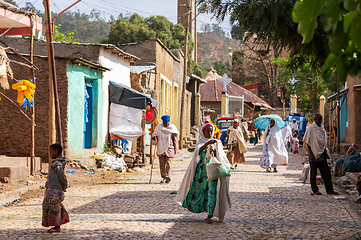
left=152, top=115, right=179, bottom=183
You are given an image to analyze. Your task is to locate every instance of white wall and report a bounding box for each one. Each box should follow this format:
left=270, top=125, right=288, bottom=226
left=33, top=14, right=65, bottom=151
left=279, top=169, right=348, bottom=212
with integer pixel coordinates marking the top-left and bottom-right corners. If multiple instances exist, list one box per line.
left=99, top=47, right=132, bottom=144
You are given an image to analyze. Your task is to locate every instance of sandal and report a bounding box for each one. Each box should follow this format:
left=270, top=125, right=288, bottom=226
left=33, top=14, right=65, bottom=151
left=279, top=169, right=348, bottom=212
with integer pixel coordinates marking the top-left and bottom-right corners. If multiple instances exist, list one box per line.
left=266, top=168, right=271, bottom=172
left=47, top=227, right=60, bottom=233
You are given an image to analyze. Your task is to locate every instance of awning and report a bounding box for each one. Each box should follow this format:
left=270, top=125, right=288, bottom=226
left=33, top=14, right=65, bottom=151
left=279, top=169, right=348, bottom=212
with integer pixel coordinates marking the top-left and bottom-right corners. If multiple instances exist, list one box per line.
left=130, top=65, right=157, bottom=74
left=109, top=82, right=158, bottom=110
left=327, top=87, right=349, bottom=101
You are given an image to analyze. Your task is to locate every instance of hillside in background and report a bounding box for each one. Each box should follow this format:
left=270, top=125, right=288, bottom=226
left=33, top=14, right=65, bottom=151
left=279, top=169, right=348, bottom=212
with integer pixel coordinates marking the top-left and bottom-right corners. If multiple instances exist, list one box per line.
left=197, top=32, right=241, bottom=72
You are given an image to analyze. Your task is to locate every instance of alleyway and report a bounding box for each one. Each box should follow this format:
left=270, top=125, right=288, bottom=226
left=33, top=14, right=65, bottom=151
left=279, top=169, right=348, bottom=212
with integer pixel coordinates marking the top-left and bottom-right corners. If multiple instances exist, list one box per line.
left=1, top=143, right=361, bottom=239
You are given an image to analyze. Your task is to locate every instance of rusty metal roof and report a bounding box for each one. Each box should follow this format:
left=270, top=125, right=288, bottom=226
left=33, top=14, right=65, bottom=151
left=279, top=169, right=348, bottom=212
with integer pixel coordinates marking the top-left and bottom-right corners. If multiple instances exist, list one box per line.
left=200, top=70, right=273, bottom=109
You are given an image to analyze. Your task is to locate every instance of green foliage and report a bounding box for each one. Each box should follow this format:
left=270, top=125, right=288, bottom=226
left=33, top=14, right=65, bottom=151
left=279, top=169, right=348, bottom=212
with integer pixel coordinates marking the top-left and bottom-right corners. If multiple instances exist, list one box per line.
left=213, top=59, right=230, bottom=75
left=200, top=0, right=329, bottom=70
left=106, top=13, right=187, bottom=51
left=200, top=23, right=226, bottom=37
left=53, top=24, right=75, bottom=43
left=293, top=0, right=361, bottom=83
left=275, top=57, right=328, bottom=113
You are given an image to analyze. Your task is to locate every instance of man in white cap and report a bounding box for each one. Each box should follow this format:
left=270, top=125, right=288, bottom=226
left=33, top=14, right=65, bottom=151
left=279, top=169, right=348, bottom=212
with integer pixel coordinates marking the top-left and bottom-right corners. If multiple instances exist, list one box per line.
left=152, top=115, right=179, bottom=183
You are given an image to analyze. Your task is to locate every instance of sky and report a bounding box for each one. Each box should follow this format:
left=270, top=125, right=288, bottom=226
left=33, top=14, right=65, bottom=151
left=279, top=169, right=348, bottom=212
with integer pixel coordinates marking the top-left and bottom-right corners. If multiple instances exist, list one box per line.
left=16, top=0, right=233, bottom=34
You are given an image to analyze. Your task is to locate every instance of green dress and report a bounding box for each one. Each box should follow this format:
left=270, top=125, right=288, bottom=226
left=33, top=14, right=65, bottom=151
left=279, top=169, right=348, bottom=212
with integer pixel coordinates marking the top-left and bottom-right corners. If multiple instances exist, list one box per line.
left=182, top=148, right=218, bottom=215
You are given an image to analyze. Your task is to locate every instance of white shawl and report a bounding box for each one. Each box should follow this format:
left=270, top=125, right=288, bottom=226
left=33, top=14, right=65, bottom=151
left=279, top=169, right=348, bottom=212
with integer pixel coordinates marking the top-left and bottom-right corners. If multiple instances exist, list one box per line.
left=303, top=122, right=327, bottom=160
left=281, top=125, right=292, bottom=145
left=228, top=126, right=248, bottom=154
left=153, top=123, right=179, bottom=155
left=264, top=123, right=288, bottom=165
left=175, top=126, right=231, bottom=221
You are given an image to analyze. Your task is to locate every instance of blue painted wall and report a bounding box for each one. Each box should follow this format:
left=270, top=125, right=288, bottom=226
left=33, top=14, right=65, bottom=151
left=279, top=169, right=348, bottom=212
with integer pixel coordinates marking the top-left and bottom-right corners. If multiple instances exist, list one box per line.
left=340, top=93, right=348, bottom=142
left=66, top=62, right=103, bottom=158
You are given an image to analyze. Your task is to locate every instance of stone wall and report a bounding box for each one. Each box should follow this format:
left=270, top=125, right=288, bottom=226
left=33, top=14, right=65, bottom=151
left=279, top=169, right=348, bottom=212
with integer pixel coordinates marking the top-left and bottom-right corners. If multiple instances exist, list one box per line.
left=0, top=54, right=68, bottom=161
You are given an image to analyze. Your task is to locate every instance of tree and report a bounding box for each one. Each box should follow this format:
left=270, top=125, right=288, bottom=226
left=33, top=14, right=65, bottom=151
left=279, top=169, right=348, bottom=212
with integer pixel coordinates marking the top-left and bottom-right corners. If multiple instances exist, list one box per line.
left=275, top=58, right=328, bottom=114
left=53, top=24, right=75, bottom=43
left=200, top=0, right=330, bottom=107
left=106, top=13, right=187, bottom=51
left=293, top=0, right=361, bottom=83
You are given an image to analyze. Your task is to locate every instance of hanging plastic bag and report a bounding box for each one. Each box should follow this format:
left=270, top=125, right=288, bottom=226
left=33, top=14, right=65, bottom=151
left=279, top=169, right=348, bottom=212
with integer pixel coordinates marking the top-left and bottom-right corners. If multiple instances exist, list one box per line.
left=206, top=153, right=231, bottom=182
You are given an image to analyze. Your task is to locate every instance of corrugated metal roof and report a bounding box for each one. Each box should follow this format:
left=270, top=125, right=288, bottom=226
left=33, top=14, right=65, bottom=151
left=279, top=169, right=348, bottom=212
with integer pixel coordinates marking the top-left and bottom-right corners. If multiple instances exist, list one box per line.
left=200, top=70, right=273, bottom=109
left=130, top=65, right=157, bottom=74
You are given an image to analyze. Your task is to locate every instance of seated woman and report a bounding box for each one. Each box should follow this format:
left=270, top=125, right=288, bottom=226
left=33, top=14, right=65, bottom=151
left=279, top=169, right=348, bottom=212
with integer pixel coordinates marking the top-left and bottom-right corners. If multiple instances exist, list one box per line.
left=175, top=123, right=231, bottom=224
left=334, top=144, right=361, bottom=176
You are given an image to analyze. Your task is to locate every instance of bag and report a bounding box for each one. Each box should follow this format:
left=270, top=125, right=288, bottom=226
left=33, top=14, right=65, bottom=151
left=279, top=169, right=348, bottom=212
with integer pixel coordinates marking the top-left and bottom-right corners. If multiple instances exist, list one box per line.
left=206, top=155, right=231, bottom=182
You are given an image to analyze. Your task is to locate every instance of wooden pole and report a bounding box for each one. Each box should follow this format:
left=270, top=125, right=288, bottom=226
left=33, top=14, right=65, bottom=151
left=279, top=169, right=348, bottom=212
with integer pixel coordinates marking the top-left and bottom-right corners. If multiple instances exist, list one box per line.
left=150, top=125, right=154, bottom=164
left=179, top=5, right=190, bottom=149
left=142, top=110, right=146, bottom=164
left=44, top=0, right=55, bottom=167
left=337, top=74, right=340, bottom=152
left=194, top=0, right=197, bottom=62
left=44, top=0, right=63, bottom=161
left=29, top=14, right=35, bottom=176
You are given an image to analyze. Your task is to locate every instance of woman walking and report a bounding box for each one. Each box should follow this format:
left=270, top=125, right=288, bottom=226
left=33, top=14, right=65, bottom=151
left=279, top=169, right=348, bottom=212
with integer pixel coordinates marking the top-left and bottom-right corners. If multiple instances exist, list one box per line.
left=227, top=119, right=248, bottom=168
left=175, top=123, right=231, bottom=224
left=260, top=119, right=288, bottom=172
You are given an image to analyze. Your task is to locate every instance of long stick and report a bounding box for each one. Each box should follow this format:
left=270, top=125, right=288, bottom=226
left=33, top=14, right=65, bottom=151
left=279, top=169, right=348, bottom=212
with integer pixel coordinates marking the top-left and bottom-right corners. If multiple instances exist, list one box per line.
left=149, top=139, right=156, bottom=183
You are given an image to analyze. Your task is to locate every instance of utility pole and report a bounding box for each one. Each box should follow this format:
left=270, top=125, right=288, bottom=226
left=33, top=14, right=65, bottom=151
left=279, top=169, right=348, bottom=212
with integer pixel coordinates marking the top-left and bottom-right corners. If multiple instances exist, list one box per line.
left=29, top=13, right=35, bottom=176
left=43, top=0, right=63, bottom=162
left=179, top=3, right=190, bottom=149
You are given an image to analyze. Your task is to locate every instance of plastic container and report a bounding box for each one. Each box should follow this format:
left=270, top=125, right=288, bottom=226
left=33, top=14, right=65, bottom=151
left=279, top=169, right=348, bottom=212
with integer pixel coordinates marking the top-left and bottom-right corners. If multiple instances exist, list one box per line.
left=65, top=170, right=76, bottom=174
left=85, top=171, right=95, bottom=174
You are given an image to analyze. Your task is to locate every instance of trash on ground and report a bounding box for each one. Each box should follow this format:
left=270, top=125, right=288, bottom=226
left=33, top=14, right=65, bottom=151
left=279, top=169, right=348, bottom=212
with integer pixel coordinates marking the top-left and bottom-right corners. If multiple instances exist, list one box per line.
left=101, top=154, right=127, bottom=172
left=85, top=171, right=95, bottom=174
left=333, top=195, right=347, bottom=200
left=65, top=170, right=76, bottom=174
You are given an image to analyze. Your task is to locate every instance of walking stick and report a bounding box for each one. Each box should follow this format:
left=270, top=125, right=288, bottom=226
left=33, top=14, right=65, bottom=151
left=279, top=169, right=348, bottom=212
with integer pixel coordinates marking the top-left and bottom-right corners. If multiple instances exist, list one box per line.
left=149, top=139, right=156, bottom=183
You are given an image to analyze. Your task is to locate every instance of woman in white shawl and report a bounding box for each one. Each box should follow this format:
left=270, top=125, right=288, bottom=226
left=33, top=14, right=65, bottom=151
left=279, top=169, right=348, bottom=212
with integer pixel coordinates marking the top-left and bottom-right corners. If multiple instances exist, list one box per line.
left=175, top=123, right=231, bottom=224
left=227, top=119, right=248, bottom=168
left=260, top=119, right=288, bottom=172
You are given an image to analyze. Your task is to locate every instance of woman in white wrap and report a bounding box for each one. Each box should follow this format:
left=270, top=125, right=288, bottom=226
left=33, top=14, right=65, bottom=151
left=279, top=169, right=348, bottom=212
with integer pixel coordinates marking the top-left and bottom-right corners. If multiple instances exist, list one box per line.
left=260, top=119, right=288, bottom=172
left=175, top=123, right=231, bottom=224
left=227, top=119, right=248, bottom=167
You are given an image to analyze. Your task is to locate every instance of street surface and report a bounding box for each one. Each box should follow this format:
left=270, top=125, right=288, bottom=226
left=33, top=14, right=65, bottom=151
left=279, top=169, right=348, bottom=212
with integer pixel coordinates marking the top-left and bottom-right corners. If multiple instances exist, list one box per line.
left=1, top=142, right=361, bottom=239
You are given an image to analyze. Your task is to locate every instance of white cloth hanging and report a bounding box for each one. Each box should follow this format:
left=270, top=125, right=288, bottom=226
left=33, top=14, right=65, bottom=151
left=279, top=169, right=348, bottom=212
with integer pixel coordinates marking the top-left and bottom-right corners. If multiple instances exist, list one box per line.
left=109, top=103, right=143, bottom=141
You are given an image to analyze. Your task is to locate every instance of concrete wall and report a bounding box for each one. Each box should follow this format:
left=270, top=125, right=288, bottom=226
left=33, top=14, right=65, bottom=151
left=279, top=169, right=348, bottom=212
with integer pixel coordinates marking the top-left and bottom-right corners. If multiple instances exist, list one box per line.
left=98, top=47, right=131, bottom=144
left=66, top=63, right=103, bottom=159
left=344, top=75, right=361, bottom=145
left=0, top=55, right=68, bottom=161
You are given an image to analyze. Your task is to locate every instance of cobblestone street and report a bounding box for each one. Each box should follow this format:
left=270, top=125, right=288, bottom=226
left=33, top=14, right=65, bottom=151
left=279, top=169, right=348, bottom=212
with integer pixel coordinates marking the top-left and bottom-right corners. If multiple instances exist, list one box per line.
left=1, top=142, right=361, bottom=239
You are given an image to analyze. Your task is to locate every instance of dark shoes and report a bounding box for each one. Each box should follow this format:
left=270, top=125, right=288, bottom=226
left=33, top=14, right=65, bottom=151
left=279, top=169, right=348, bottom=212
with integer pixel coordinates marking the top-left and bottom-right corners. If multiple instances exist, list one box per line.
left=327, top=191, right=339, bottom=195
left=311, top=191, right=322, bottom=195
left=273, top=168, right=278, bottom=172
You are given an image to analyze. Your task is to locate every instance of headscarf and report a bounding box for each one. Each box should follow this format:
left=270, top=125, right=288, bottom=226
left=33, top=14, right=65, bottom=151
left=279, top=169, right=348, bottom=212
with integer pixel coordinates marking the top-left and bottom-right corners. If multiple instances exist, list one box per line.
left=348, top=144, right=355, bottom=153
left=202, top=123, right=213, bottom=133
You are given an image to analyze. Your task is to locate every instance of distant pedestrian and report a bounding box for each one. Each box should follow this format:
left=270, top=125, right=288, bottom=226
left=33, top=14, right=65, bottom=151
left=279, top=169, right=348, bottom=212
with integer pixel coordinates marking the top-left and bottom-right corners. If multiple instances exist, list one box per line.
left=175, top=123, right=231, bottom=224
left=42, top=143, right=69, bottom=233
left=249, top=123, right=259, bottom=146
left=260, top=119, right=288, bottom=172
left=227, top=119, right=248, bottom=168
left=303, top=113, right=339, bottom=195
left=290, top=118, right=299, bottom=137
left=152, top=115, right=179, bottom=183
left=293, top=133, right=300, bottom=154
left=281, top=123, right=292, bottom=151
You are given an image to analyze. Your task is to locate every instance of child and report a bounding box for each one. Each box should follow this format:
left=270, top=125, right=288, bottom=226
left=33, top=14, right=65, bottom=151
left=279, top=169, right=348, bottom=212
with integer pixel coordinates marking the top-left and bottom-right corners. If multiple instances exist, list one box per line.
left=42, top=143, right=69, bottom=233
left=293, top=134, right=299, bottom=154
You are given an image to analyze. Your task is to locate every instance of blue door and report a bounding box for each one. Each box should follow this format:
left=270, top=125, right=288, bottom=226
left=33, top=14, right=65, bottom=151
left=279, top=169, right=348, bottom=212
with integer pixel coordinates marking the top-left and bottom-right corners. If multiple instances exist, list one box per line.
left=83, top=81, right=93, bottom=148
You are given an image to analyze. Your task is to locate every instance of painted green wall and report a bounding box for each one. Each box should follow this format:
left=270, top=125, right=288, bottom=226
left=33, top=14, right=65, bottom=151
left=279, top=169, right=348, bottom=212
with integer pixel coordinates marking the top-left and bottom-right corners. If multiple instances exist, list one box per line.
left=66, top=62, right=103, bottom=158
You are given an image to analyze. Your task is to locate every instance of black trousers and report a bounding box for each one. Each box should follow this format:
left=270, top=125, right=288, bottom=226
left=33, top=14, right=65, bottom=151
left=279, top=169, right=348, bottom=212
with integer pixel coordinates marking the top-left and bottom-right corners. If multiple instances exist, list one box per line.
left=310, top=159, right=334, bottom=193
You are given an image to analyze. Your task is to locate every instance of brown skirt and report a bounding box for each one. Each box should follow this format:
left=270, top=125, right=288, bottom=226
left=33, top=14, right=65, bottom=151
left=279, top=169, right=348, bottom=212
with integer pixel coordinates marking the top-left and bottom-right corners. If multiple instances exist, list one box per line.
left=227, top=146, right=245, bottom=165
